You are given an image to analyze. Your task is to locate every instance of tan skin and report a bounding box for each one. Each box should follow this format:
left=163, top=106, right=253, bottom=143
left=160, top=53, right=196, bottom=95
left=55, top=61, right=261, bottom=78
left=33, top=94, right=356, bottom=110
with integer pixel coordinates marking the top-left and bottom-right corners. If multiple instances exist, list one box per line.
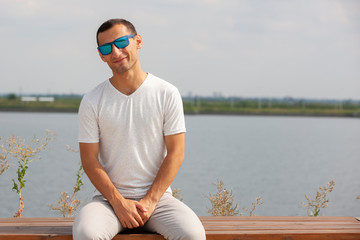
left=80, top=24, right=185, bottom=229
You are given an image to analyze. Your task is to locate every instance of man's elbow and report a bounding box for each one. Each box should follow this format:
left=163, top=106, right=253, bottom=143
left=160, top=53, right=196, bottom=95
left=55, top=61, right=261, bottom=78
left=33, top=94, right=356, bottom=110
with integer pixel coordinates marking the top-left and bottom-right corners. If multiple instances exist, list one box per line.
left=167, top=151, right=184, bottom=167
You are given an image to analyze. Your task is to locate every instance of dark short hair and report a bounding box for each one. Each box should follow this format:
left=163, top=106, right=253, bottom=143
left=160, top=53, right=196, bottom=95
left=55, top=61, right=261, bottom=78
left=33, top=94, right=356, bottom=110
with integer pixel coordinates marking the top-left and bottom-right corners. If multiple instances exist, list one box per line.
left=96, top=19, right=137, bottom=46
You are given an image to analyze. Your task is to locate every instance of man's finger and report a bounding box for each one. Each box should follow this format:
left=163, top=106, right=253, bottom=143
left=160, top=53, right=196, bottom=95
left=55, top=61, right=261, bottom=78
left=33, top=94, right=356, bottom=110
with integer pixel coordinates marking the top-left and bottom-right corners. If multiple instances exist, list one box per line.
left=134, top=213, right=144, bottom=227
left=127, top=218, right=139, bottom=229
left=132, top=219, right=140, bottom=228
left=124, top=220, right=130, bottom=229
left=135, top=201, right=148, bottom=212
left=137, top=210, right=150, bottom=224
left=132, top=210, right=144, bottom=227
left=137, top=209, right=146, bottom=218
left=120, top=220, right=126, bottom=228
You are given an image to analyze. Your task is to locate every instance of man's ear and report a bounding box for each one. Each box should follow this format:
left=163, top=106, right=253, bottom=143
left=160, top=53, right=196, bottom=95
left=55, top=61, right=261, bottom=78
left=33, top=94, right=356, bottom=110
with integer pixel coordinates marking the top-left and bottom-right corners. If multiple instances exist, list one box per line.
left=135, top=35, right=143, bottom=50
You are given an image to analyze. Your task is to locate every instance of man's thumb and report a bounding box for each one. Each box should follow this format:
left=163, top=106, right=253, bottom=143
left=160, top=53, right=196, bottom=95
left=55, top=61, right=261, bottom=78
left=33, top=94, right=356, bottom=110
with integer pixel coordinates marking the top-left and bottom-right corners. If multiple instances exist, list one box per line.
left=136, top=202, right=147, bottom=212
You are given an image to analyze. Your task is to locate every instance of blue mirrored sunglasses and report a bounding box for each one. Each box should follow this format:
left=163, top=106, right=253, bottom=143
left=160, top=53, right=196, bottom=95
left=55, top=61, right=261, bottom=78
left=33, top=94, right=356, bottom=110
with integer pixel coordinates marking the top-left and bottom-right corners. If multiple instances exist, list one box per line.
left=97, top=35, right=136, bottom=55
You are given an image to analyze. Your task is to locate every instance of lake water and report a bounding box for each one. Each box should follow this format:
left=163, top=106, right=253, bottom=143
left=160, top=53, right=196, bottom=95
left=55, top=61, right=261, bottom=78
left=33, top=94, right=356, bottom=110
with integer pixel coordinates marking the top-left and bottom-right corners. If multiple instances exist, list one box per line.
left=0, top=112, right=359, bottom=217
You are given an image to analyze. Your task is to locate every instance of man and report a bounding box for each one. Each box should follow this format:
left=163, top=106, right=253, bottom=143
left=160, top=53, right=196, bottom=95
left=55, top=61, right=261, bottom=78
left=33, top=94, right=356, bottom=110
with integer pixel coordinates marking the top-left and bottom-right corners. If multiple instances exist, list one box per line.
left=73, top=19, right=206, bottom=240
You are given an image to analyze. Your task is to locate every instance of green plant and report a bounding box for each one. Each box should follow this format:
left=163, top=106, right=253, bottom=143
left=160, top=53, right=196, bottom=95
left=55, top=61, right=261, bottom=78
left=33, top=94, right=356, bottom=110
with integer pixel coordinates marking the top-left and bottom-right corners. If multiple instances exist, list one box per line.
left=302, top=180, right=335, bottom=216
left=50, top=145, right=84, bottom=217
left=0, top=130, right=55, bottom=217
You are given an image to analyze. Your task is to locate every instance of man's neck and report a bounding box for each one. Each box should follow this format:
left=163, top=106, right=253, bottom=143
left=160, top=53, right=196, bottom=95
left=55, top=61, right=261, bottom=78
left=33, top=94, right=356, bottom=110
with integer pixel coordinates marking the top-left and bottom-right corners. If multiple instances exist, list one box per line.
left=110, top=69, right=148, bottom=96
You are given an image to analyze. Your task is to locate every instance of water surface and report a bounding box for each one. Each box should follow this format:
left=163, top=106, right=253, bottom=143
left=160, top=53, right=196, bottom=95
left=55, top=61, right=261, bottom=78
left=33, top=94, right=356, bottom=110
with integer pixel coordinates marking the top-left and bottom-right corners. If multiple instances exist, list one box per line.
left=0, top=112, right=359, bottom=217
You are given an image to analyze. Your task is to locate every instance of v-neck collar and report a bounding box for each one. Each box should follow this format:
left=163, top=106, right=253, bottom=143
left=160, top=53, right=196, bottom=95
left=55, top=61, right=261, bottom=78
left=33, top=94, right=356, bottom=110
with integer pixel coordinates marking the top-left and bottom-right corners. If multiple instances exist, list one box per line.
left=107, top=73, right=150, bottom=98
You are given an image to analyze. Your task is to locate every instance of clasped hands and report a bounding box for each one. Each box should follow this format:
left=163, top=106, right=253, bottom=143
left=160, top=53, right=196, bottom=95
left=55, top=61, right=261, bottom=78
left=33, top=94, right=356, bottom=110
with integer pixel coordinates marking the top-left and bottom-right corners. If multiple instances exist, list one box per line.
left=113, top=198, right=157, bottom=229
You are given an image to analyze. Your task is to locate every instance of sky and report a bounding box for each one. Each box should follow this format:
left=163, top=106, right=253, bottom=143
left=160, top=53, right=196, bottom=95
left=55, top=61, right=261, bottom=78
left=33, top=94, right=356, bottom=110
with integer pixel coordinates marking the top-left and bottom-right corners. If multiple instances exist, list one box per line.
left=0, top=0, right=359, bottom=99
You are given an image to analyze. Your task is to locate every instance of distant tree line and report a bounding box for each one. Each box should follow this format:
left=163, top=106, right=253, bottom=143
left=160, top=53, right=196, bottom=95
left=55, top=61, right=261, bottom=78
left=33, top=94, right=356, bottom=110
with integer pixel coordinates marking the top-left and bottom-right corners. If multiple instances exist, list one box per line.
left=1, top=93, right=359, bottom=117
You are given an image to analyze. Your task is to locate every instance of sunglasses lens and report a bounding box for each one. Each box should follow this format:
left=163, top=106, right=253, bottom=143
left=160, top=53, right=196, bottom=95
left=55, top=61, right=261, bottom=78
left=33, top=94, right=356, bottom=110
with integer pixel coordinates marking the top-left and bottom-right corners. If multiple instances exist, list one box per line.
left=98, top=35, right=134, bottom=55
left=99, top=44, right=112, bottom=55
left=114, top=38, right=129, bottom=49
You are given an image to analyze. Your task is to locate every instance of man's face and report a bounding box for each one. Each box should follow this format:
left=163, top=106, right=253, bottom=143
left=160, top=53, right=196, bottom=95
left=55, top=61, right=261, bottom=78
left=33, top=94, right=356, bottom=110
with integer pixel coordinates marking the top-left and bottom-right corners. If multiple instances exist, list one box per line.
left=97, top=24, right=142, bottom=75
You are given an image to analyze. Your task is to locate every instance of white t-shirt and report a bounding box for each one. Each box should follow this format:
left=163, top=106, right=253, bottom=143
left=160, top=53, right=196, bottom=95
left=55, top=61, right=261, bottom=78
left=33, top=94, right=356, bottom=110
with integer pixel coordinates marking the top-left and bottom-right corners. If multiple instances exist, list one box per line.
left=78, top=73, right=186, bottom=198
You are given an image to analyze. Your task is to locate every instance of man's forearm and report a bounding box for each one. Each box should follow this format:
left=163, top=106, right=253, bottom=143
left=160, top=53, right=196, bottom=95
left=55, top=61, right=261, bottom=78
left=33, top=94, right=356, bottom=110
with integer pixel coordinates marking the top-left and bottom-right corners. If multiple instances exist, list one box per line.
left=143, top=133, right=185, bottom=203
left=144, top=149, right=184, bottom=203
left=136, top=151, right=183, bottom=224
left=81, top=155, right=124, bottom=204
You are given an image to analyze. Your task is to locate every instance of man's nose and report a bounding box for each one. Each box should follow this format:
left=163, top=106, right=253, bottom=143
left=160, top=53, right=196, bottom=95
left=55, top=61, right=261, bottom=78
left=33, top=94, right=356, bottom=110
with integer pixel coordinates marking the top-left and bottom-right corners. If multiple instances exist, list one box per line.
left=111, top=44, right=123, bottom=56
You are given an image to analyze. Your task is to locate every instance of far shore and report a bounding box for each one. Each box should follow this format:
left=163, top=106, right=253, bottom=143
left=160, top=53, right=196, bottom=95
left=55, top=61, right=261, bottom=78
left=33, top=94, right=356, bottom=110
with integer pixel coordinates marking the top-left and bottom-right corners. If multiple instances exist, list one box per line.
left=1, top=107, right=359, bottom=118
left=1, top=96, right=359, bottom=119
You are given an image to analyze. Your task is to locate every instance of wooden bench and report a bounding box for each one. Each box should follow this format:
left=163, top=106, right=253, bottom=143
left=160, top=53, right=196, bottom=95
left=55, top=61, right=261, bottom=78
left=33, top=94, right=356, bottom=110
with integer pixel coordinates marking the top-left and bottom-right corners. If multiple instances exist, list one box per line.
left=1, top=216, right=360, bottom=239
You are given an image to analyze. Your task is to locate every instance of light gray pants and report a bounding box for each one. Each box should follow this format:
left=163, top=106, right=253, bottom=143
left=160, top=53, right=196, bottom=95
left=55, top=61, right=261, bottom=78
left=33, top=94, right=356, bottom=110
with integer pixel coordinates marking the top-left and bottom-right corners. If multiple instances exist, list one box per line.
left=73, top=192, right=206, bottom=240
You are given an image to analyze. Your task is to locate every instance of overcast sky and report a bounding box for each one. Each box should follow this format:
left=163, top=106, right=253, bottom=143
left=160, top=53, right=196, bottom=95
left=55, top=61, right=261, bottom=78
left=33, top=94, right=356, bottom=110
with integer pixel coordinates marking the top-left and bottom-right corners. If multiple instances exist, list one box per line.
left=0, top=0, right=359, bottom=99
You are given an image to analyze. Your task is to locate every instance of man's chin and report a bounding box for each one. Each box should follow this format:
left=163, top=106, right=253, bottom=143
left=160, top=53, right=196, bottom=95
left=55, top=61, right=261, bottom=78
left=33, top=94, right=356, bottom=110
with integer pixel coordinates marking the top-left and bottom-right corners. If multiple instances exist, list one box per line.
left=109, top=64, right=129, bottom=75
left=115, top=63, right=137, bottom=75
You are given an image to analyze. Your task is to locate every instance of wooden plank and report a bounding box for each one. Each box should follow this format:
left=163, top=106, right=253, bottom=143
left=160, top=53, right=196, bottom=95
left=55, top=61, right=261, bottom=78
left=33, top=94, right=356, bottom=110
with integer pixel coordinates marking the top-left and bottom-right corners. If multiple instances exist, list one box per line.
left=199, top=233, right=360, bottom=240
left=4, top=234, right=360, bottom=240
left=0, top=235, right=165, bottom=240
left=0, top=233, right=164, bottom=240
left=0, top=237, right=73, bottom=240
left=1, top=216, right=360, bottom=240
left=2, top=217, right=357, bottom=225
left=202, top=220, right=360, bottom=226
left=199, top=216, right=360, bottom=222
left=202, top=223, right=360, bottom=229
left=0, top=218, right=74, bottom=222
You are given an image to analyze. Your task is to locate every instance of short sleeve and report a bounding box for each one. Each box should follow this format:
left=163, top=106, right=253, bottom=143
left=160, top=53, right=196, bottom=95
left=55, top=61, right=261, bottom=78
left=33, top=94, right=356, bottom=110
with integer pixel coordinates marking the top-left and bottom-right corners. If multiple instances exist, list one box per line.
left=163, top=88, right=186, bottom=136
left=78, top=95, right=100, bottom=143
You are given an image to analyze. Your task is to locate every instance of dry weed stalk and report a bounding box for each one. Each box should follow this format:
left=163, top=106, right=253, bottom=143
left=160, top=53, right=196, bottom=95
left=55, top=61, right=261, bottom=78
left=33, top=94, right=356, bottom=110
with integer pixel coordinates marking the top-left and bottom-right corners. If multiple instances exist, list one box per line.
left=207, top=179, right=240, bottom=216
left=50, top=163, right=84, bottom=217
left=50, top=146, right=84, bottom=217
left=207, top=179, right=263, bottom=216
left=172, top=188, right=184, bottom=202
left=302, top=180, right=335, bottom=216
left=50, top=192, right=81, bottom=217
left=0, top=140, right=10, bottom=174
left=65, top=144, right=78, bottom=153
left=0, top=155, right=9, bottom=174
left=0, top=130, right=55, bottom=217
left=242, top=196, right=263, bottom=216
